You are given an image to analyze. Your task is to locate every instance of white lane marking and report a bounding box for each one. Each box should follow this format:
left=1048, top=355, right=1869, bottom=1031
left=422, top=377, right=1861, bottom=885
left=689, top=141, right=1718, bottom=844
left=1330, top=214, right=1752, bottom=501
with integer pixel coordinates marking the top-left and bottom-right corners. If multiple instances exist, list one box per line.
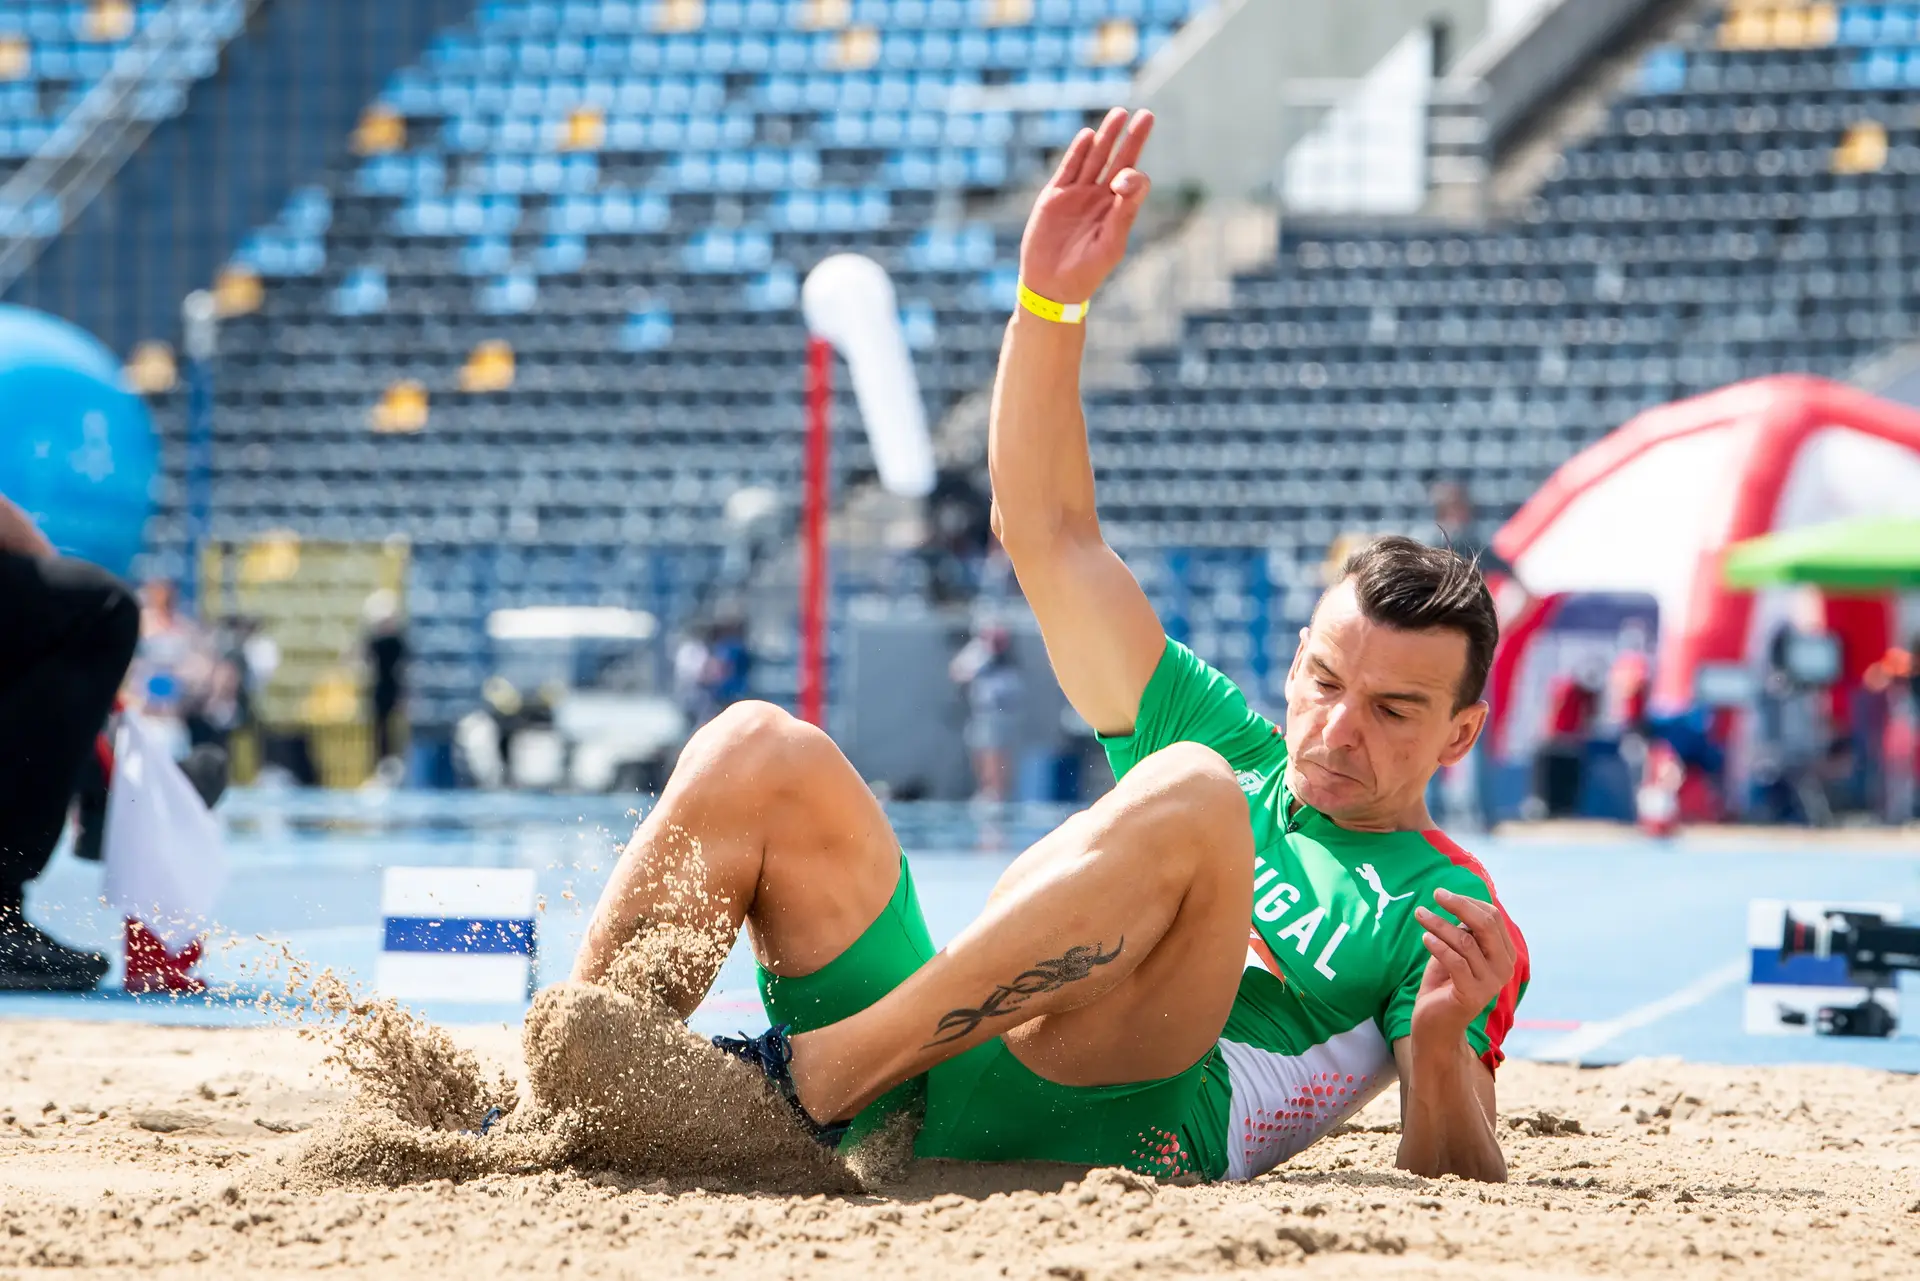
left=1530, top=958, right=1747, bottom=1064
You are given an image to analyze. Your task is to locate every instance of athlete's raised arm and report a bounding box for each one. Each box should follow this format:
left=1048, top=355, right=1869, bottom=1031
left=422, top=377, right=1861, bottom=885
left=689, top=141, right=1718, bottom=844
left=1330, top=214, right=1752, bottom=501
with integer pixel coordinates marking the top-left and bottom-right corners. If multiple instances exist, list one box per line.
left=989, top=108, right=1163, bottom=736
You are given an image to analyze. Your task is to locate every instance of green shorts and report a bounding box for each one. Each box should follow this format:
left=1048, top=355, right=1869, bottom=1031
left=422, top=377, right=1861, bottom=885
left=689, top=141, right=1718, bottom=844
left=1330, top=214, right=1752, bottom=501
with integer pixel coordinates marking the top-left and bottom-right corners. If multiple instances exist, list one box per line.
left=756, top=855, right=1230, bottom=1180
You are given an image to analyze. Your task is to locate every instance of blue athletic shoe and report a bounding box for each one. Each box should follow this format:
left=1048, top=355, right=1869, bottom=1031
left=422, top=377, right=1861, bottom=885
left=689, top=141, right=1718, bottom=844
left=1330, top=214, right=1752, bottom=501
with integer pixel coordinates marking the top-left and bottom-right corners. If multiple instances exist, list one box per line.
left=710, top=1024, right=850, bottom=1148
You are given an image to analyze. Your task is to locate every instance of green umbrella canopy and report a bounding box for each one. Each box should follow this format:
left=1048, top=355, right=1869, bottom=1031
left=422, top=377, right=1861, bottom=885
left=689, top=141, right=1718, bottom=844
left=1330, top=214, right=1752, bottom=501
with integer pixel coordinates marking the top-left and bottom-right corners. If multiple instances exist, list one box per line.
left=1723, top=516, right=1920, bottom=591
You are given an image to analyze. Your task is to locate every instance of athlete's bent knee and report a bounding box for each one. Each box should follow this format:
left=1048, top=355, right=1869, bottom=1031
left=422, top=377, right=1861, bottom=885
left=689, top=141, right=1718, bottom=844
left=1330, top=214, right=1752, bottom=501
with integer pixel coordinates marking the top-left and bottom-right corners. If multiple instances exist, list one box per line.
left=679, top=699, right=836, bottom=792
left=1120, top=742, right=1250, bottom=860
left=1126, top=741, right=1239, bottom=802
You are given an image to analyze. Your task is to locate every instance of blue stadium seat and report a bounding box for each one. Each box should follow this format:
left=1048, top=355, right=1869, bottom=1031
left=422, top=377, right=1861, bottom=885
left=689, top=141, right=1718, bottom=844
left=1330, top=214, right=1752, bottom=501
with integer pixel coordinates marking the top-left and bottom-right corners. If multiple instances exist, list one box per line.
left=137, top=0, right=1234, bottom=716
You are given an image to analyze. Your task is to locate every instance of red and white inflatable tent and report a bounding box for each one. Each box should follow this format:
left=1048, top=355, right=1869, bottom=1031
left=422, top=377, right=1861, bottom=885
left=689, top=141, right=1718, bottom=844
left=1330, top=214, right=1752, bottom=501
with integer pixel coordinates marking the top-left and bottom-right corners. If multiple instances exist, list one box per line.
left=1488, top=375, right=1920, bottom=731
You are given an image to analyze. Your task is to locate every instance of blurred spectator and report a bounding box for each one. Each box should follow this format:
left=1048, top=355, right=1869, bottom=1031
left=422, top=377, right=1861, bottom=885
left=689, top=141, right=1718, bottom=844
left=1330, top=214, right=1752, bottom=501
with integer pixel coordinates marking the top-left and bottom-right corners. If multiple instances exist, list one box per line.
left=950, top=625, right=1025, bottom=803
left=1853, top=657, right=1892, bottom=818
left=127, top=577, right=218, bottom=760
left=704, top=612, right=753, bottom=713
left=1429, top=480, right=1514, bottom=581
left=0, top=492, right=136, bottom=990
left=1752, top=589, right=1834, bottom=825
left=189, top=643, right=244, bottom=751
left=667, top=613, right=754, bottom=734
left=229, top=615, right=279, bottom=737
left=362, top=590, right=408, bottom=780
left=672, top=626, right=715, bottom=727
left=1533, top=668, right=1599, bottom=818
left=1864, top=648, right=1915, bottom=824
left=1608, top=647, right=1654, bottom=792
left=921, top=468, right=994, bottom=604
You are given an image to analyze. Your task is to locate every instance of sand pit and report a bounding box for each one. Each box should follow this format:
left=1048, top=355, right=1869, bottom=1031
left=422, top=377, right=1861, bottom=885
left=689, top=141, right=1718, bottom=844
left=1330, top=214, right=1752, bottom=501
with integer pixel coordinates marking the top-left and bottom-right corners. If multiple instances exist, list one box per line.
left=1, top=1014, right=1916, bottom=1279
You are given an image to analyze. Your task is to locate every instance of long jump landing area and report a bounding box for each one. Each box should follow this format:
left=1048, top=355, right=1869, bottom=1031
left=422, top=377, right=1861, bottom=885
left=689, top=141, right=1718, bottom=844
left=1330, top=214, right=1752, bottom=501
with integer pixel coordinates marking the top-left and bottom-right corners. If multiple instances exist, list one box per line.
left=7, top=791, right=1916, bottom=1070
left=1, top=793, right=1915, bottom=1279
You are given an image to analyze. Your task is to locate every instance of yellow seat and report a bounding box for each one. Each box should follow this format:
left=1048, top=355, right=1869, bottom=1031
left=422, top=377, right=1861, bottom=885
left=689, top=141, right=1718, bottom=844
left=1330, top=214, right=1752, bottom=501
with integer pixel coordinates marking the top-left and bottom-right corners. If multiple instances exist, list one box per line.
left=371, top=381, right=430, bottom=433
left=84, top=0, right=135, bottom=43
left=1833, top=120, right=1889, bottom=175
left=801, top=0, right=851, bottom=29
left=560, top=106, right=605, bottom=151
left=1805, top=3, right=1839, bottom=46
left=837, top=26, right=880, bottom=70
left=1719, top=9, right=1766, bottom=48
left=124, top=341, right=178, bottom=395
left=0, top=38, right=33, bottom=83
left=214, top=267, right=263, bottom=318
left=352, top=107, right=406, bottom=156
left=460, top=341, right=517, bottom=393
left=238, top=534, right=304, bottom=587
left=655, top=0, right=704, bottom=33
left=1087, top=18, right=1138, bottom=67
left=1722, top=2, right=1838, bottom=49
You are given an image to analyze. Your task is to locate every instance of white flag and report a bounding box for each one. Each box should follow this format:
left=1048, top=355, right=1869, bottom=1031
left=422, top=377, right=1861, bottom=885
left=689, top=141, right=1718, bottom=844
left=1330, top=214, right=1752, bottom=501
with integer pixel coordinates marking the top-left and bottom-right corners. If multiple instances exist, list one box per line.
left=103, top=714, right=227, bottom=950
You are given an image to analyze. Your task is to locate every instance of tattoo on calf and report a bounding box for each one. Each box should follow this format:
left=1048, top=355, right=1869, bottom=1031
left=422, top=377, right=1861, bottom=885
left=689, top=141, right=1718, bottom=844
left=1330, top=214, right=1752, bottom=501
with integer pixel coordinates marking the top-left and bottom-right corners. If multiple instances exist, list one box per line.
left=922, top=939, right=1125, bottom=1047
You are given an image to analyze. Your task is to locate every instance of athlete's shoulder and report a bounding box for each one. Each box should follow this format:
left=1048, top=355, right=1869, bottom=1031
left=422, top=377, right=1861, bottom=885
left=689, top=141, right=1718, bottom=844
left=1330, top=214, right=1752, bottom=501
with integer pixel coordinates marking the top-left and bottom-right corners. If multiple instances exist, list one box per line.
left=1154, top=637, right=1255, bottom=703
left=1137, top=637, right=1281, bottom=739
left=1416, top=829, right=1500, bottom=896
left=1419, top=828, right=1529, bottom=967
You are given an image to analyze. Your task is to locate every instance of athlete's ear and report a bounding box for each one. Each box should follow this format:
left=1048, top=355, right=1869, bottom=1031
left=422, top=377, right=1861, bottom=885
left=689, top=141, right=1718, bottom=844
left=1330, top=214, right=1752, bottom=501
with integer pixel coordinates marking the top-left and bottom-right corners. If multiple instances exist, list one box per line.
left=1439, top=700, right=1488, bottom=768
left=1285, top=626, right=1309, bottom=683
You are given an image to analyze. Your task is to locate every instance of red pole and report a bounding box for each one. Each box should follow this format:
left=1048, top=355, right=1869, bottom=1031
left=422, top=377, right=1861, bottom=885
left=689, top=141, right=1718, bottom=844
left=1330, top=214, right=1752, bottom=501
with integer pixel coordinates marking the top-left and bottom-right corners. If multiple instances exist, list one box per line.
left=800, top=337, right=832, bottom=727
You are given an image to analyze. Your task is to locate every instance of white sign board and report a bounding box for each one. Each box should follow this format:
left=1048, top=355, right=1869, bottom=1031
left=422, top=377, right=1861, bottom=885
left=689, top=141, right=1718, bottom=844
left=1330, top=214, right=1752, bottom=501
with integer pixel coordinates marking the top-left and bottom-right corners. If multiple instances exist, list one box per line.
left=376, top=867, right=539, bottom=1004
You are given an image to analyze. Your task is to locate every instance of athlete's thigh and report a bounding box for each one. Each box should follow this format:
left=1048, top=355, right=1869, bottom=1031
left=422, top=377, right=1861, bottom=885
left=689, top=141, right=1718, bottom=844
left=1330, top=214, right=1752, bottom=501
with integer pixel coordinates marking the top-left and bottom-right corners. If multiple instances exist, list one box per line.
left=735, top=711, right=908, bottom=977
left=999, top=807, right=1252, bottom=1086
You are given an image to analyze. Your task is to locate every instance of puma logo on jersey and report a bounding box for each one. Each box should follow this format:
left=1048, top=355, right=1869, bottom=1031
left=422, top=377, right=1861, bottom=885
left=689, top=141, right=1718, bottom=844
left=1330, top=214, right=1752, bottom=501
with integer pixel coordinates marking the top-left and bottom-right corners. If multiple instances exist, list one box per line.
left=1356, top=863, right=1414, bottom=924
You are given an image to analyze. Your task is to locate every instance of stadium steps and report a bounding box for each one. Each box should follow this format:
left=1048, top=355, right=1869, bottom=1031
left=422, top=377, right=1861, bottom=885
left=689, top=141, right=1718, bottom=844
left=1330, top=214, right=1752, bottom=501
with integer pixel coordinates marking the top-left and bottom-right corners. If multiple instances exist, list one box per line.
left=1466, top=0, right=1721, bottom=216
left=6, top=0, right=481, bottom=356
left=0, top=0, right=257, bottom=298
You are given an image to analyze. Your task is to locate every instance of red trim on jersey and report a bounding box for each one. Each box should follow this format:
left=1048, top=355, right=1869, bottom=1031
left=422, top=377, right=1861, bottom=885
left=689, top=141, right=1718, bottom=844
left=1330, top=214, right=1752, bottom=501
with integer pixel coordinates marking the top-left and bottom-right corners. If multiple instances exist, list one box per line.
left=1420, top=830, right=1529, bottom=1073
left=1246, top=927, right=1286, bottom=983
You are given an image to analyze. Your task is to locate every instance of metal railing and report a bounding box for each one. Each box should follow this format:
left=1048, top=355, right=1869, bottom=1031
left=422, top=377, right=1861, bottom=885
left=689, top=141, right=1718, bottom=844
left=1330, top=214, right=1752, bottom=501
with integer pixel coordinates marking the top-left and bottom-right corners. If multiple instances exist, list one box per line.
left=0, top=0, right=263, bottom=298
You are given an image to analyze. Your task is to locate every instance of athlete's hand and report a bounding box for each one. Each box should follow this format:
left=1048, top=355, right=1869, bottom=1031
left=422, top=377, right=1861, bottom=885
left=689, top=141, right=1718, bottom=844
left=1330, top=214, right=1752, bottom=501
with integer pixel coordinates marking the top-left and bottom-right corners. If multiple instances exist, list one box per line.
left=1018, top=107, right=1154, bottom=306
left=1409, top=888, right=1515, bottom=1042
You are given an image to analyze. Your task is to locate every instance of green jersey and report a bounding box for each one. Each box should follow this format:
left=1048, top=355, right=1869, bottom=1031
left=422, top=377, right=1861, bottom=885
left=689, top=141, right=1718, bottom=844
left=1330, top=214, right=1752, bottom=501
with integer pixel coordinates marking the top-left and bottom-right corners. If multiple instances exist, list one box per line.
left=1101, top=639, right=1530, bottom=1180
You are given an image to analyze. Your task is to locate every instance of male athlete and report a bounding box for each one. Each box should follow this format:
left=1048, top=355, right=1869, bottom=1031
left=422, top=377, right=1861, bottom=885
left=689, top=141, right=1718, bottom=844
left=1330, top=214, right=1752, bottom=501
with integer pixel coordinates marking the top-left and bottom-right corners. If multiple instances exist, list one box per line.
left=574, top=107, right=1527, bottom=1183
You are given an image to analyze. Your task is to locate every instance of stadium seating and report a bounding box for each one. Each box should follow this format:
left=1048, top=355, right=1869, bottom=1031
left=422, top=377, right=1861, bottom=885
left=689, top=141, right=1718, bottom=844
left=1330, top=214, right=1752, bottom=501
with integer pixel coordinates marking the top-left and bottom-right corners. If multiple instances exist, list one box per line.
left=146, top=0, right=1202, bottom=726
left=149, top=0, right=1920, bottom=726
left=0, top=1, right=242, bottom=183
left=1084, top=0, right=1920, bottom=700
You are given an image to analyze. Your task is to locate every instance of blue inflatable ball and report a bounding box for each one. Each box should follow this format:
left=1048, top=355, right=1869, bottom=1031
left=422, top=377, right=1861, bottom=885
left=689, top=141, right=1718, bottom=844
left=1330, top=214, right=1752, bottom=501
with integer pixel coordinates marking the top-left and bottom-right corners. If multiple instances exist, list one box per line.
left=0, top=305, right=156, bottom=579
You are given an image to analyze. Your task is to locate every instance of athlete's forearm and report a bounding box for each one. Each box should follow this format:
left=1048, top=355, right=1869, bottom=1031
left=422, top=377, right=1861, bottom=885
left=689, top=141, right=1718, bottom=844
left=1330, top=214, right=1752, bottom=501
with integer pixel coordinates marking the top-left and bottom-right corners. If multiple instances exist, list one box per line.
left=980, top=308, right=1164, bottom=734
left=986, top=308, right=1099, bottom=550
left=1395, top=1032, right=1507, bottom=1182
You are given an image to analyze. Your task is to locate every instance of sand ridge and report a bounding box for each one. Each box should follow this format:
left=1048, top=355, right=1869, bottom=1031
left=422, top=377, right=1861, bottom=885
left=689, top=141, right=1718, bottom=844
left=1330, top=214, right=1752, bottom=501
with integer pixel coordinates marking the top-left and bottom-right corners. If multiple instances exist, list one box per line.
left=2, top=899, right=1915, bottom=1277
left=256, top=918, right=861, bottom=1194
left=2, top=1013, right=1917, bottom=1278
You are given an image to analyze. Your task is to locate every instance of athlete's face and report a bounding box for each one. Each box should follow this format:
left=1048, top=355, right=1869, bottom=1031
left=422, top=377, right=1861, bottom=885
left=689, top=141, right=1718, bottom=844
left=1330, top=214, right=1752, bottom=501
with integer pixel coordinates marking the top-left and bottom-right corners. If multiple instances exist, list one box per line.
left=1282, top=580, right=1487, bottom=832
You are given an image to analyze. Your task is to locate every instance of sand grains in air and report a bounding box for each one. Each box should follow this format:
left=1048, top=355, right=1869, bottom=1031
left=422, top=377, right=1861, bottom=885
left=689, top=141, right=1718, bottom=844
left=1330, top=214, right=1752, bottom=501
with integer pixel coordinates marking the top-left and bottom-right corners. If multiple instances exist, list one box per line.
left=286, top=913, right=875, bottom=1194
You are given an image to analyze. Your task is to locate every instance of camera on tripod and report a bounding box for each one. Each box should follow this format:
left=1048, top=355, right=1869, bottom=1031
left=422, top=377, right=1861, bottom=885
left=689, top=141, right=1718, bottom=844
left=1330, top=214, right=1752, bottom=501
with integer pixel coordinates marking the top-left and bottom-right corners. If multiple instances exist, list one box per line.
left=1771, top=906, right=1920, bottom=1039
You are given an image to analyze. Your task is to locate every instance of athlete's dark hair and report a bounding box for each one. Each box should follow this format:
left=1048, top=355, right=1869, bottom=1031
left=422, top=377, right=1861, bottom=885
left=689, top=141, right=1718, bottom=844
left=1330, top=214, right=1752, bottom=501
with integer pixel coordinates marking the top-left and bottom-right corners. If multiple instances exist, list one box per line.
left=1335, top=535, right=1499, bottom=713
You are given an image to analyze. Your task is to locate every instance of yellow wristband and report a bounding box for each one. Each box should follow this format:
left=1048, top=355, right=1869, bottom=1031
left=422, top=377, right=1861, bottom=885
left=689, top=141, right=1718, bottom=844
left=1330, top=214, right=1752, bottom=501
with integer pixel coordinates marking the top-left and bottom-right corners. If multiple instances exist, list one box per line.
left=1018, top=280, right=1090, bottom=325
